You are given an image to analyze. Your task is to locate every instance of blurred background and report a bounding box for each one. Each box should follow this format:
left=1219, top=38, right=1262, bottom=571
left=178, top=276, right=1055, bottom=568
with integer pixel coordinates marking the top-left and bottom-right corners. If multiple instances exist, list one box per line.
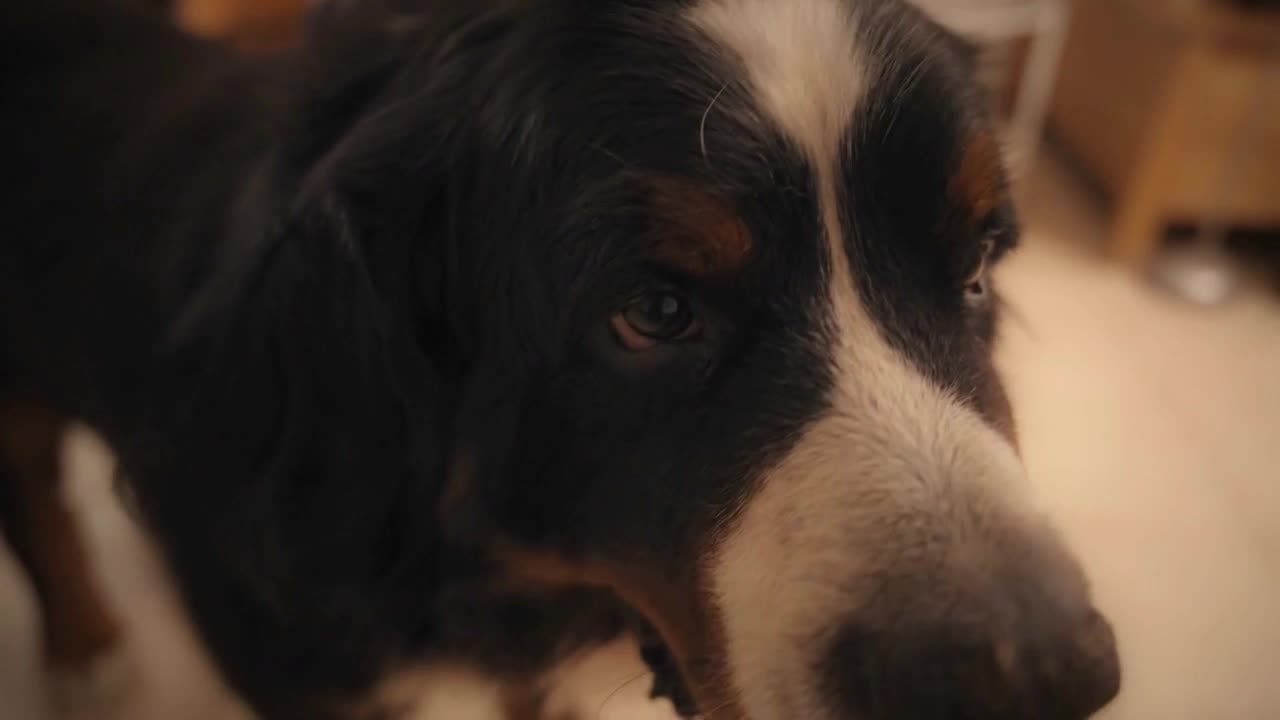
left=1, top=0, right=1278, bottom=718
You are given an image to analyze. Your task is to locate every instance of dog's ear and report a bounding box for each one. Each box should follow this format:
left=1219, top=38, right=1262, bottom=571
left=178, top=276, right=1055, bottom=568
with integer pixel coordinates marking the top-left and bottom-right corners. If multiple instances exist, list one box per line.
left=222, top=0, right=553, bottom=619
left=228, top=0, right=559, bottom=599
left=153, top=38, right=472, bottom=650
left=121, top=173, right=455, bottom=703
left=271, top=3, right=575, bottom=567
left=160, top=189, right=452, bottom=636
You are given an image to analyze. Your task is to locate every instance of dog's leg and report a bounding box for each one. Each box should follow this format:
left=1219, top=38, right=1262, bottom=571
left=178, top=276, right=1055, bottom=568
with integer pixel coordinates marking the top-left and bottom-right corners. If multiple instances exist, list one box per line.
left=0, top=402, right=131, bottom=714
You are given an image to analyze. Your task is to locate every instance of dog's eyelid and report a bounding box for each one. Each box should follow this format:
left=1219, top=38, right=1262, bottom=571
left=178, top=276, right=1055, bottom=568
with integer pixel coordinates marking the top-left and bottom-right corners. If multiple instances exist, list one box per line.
left=979, top=203, right=1020, bottom=252
left=963, top=234, right=1001, bottom=305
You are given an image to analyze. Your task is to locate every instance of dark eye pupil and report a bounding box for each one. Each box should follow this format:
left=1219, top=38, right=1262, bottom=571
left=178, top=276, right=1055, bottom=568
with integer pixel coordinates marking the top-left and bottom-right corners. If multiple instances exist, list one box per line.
left=625, top=293, right=692, bottom=340
left=965, top=241, right=994, bottom=301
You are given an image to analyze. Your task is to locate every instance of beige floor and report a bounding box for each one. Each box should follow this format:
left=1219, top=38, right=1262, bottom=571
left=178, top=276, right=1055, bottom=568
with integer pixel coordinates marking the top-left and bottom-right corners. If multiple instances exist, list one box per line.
left=1, top=154, right=1278, bottom=720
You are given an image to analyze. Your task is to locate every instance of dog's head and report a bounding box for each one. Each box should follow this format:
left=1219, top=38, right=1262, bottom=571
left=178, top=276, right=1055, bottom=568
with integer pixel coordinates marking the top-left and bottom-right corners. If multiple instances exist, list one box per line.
left=278, top=0, right=1121, bottom=717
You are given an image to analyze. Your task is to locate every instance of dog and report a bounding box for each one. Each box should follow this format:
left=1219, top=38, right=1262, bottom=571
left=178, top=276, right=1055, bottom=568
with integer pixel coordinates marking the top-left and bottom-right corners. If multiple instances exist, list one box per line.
left=0, top=0, right=1122, bottom=718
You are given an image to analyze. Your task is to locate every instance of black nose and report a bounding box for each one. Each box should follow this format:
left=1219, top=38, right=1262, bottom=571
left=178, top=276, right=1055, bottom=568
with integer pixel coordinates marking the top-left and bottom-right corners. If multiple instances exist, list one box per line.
left=826, top=608, right=1121, bottom=720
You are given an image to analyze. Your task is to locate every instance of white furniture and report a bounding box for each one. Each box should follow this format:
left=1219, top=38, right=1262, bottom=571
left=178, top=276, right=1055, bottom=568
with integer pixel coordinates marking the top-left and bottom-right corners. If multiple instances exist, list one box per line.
left=911, top=0, right=1071, bottom=182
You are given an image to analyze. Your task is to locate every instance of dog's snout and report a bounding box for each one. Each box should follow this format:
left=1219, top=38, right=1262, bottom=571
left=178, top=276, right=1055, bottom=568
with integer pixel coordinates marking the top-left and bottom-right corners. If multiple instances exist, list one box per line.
left=1052, top=609, right=1123, bottom=717
left=826, top=589, right=1121, bottom=719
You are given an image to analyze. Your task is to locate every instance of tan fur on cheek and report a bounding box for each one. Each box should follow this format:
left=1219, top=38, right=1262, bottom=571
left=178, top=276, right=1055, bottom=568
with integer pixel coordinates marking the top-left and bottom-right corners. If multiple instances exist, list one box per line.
left=492, top=542, right=745, bottom=719
left=435, top=455, right=745, bottom=715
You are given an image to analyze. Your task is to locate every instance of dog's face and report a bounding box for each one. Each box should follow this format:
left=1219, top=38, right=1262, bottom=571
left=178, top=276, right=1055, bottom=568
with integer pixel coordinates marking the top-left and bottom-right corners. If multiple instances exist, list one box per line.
left=305, top=0, right=1120, bottom=717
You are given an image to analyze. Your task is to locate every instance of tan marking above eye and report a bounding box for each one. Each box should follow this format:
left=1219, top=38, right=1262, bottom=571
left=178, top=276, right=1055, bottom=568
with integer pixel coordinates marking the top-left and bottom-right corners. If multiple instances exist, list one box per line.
left=949, top=130, right=1005, bottom=228
left=649, top=179, right=753, bottom=279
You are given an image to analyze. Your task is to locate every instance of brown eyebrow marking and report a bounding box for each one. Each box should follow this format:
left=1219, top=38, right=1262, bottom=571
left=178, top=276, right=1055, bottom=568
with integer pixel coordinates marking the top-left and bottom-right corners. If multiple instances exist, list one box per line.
left=949, top=130, right=1005, bottom=225
left=649, top=179, right=753, bottom=279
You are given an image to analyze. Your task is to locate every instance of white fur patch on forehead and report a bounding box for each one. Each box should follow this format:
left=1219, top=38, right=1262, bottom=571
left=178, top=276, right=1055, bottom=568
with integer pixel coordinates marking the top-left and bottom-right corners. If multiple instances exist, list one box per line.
left=686, top=0, right=866, bottom=167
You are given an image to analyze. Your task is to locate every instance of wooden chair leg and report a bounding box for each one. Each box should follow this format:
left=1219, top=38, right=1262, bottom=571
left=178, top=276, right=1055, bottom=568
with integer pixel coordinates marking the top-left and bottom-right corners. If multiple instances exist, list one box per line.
left=1107, top=42, right=1211, bottom=268
left=0, top=403, right=121, bottom=670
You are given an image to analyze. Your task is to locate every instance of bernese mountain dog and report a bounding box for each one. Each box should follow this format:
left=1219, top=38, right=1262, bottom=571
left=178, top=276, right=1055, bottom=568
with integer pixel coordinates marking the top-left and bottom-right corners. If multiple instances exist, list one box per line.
left=0, top=1, right=1122, bottom=718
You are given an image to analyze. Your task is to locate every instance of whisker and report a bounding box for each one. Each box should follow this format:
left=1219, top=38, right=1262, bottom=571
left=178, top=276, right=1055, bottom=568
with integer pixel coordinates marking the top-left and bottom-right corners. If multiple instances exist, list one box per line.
left=596, top=670, right=652, bottom=719
left=699, top=80, right=730, bottom=165
left=588, top=140, right=630, bottom=170
left=881, top=54, right=929, bottom=142
left=691, top=696, right=736, bottom=719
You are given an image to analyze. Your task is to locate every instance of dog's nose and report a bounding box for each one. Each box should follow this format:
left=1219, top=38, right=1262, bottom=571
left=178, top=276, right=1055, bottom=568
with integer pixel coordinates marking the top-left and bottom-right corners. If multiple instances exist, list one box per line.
left=827, top=604, right=1121, bottom=719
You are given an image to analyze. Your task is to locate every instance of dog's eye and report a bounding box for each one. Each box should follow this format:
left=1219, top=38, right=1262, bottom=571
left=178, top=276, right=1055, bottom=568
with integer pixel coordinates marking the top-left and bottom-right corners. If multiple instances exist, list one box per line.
left=611, top=291, right=700, bottom=351
left=964, top=239, right=995, bottom=305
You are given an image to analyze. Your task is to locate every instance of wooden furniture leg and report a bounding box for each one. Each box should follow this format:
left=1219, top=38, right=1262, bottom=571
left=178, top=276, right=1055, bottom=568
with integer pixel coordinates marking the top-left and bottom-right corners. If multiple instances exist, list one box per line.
left=1107, top=40, right=1212, bottom=267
